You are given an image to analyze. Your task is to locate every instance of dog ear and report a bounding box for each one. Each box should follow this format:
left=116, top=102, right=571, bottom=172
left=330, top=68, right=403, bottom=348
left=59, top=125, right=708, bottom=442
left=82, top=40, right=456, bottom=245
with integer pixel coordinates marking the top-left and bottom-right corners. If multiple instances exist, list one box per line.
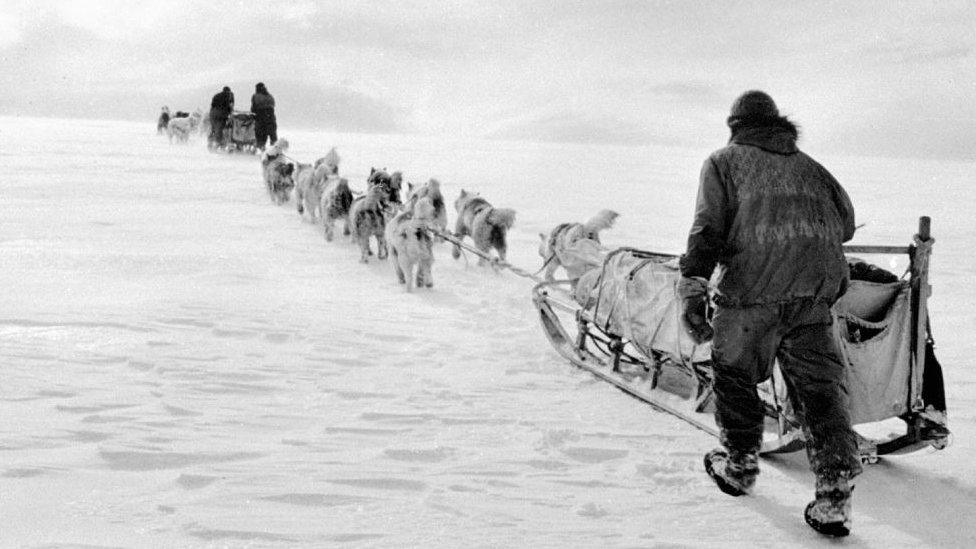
left=370, top=167, right=376, bottom=175
left=539, top=232, right=546, bottom=241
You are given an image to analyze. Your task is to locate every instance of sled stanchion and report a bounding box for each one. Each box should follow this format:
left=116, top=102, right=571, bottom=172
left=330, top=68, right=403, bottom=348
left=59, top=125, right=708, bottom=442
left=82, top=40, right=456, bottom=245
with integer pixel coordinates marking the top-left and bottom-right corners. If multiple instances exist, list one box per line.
left=909, top=216, right=933, bottom=412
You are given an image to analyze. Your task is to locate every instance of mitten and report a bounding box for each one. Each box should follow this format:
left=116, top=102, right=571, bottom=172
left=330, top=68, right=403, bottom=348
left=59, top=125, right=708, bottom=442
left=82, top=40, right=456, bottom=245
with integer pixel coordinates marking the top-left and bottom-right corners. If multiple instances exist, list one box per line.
left=677, top=276, right=713, bottom=344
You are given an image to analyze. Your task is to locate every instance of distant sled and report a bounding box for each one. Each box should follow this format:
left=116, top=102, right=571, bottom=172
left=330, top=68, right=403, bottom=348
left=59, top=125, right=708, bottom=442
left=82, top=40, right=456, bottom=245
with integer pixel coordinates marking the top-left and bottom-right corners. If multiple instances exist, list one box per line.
left=532, top=216, right=948, bottom=463
left=212, top=111, right=258, bottom=154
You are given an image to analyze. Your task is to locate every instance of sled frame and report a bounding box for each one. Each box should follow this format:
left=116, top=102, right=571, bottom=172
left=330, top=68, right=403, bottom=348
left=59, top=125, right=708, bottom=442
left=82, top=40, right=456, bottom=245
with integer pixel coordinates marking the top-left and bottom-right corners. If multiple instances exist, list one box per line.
left=533, top=216, right=941, bottom=461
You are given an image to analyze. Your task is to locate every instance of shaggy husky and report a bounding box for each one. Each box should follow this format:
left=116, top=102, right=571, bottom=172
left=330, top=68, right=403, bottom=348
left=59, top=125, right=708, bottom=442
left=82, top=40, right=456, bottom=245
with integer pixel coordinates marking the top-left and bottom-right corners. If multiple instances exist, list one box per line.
left=451, top=189, right=516, bottom=265
left=319, top=177, right=354, bottom=241
left=314, top=147, right=341, bottom=176
left=294, top=162, right=327, bottom=222
left=156, top=106, right=170, bottom=134
left=348, top=184, right=389, bottom=263
left=386, top=197, right=435, bottom=291
left=537, top=209, right=620, bottom=281
left=166, top=110, right=202, bottom=143
left=367, top=168, right=402, bottom=212
left=403, top=178, right=448, bottom=239
left=261, top=140, right=294, bottom=205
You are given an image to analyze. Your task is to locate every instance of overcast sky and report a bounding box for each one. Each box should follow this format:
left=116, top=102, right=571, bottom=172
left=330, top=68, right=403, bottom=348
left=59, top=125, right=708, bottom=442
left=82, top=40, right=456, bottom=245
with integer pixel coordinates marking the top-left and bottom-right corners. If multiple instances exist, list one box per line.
left=1, top=1, right=974, bottom=159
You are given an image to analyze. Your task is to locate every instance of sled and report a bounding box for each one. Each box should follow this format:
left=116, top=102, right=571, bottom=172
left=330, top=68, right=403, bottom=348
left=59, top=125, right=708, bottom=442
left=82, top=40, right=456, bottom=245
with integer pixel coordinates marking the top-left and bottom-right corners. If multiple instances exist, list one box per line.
left=219, top=111, right=258, bottom=154
left=532, top=217, right=947, bottom=463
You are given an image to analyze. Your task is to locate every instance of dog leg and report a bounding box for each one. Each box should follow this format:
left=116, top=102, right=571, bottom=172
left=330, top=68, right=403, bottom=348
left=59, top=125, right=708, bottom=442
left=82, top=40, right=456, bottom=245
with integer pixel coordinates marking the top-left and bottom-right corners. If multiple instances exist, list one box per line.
left=359, top=237, right=369, bottom=263
left=392, top=250, right=406, bottom=284
left=417, top=261, right=432, bottom=289
left=402, top=258, right=414, bottom=292
left=545, top=260, right=559, bottom=282
left=377, top=234, right=388, bottom=260
left=476, top=242, right=492, bottom=266
left=324, top=219, right=334, bottom=242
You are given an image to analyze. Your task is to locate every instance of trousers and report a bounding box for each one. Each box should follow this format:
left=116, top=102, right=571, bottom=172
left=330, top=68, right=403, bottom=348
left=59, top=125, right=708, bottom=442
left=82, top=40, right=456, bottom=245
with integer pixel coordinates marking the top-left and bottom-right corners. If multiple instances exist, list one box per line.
left=710, top=299, right=862, bottom=480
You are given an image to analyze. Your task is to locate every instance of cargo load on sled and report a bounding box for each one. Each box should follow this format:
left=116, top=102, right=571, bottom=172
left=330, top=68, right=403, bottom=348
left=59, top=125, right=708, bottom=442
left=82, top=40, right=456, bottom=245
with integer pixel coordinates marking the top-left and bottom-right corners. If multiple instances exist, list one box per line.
left=218, top=111, right=258, bottom=154
left=533, top=217, right=947, bottom=463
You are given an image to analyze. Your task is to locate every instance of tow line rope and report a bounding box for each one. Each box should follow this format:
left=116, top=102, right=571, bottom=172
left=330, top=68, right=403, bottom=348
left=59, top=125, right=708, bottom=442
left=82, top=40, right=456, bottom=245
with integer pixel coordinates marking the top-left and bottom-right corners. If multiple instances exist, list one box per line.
left=427, top=227, right=547, bottom=283
left=263, top=156, right=547, bottom=283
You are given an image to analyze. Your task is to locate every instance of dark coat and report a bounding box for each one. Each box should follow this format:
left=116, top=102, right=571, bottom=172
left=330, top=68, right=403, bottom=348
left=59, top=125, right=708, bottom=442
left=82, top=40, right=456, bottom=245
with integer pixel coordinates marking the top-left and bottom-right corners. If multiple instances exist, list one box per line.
left=679, top=123, right=855, bottom=307
left=210, top=90, right=234, bottom=113
left=251, top=92, right=275, bottom=114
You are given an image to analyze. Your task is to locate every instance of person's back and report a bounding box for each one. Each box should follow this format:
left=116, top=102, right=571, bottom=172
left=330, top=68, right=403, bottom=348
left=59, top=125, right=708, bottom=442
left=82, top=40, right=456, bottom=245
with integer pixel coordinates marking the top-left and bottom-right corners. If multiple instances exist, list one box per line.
left=211, top=88, right=234, bottom=113
left=688, top=119, right=855, bottom=307
left=251, top=82, right=278, bottom=151
left=208, top=86, right=234, bottom=149
left=251, top=86, right=275, bottom=114
left=679, top=90, right=861, bottom=538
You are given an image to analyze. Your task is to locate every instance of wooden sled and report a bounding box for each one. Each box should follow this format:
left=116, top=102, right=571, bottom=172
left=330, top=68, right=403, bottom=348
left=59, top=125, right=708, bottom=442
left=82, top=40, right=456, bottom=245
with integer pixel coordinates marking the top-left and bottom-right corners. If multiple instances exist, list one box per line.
left=532, top=217, right=947, bottom=463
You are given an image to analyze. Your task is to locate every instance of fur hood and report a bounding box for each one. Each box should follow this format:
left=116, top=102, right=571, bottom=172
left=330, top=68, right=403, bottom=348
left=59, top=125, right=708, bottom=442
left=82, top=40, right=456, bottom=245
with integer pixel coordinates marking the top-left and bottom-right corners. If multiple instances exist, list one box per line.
left=728, top=116, right=799, bottom=155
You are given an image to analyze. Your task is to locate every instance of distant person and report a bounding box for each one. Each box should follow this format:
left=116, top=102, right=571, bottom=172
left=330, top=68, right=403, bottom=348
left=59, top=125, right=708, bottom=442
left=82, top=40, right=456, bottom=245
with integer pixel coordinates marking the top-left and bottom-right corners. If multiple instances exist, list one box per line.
left=156, top=106, right=170, bottom=134
left=251, top=82, right=277, bottom=151
left=208, top=86, right=235, bottom=149
left=678, top=90, right=861, bottom=537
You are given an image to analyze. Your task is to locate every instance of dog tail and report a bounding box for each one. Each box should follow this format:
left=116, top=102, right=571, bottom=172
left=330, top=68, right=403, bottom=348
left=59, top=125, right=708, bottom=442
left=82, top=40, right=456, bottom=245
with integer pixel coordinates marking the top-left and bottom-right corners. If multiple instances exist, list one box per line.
left=583, top=209, right=619, bottom=233
left=333, top=178, right=354, bottom=215
left=488, top=208, right=516, bottom=229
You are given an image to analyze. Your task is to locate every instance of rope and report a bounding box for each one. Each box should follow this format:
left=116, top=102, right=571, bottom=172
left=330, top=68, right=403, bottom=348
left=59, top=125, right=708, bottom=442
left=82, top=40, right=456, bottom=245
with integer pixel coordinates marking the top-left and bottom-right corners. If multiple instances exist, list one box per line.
left=427, top=227, right=545, bottom=284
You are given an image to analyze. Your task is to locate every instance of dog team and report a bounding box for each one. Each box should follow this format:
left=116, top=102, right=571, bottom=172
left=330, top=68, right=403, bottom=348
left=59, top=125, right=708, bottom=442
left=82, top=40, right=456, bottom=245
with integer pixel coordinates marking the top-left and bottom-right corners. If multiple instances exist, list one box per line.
left=257, top=138, right=619, bottom=292
left=157, top=106, right=206, bottom=144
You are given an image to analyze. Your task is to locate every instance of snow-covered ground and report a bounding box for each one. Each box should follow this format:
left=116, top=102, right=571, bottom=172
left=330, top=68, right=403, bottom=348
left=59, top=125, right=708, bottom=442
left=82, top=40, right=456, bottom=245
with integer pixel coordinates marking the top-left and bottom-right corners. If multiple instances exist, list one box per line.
left=1, top=117, right=974, bottom=547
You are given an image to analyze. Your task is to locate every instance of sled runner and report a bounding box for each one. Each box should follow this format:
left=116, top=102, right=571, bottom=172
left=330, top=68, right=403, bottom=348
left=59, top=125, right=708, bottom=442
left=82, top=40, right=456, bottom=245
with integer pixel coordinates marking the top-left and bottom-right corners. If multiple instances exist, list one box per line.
left=220, top=111, right=258, bottom=154
left=532, top=217, right=947, bottom=462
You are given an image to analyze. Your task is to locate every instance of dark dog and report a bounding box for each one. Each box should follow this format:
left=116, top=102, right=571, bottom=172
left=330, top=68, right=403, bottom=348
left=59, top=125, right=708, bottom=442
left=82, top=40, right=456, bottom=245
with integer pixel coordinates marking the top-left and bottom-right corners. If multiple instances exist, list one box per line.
left=451, top=189, right=516, bottom=265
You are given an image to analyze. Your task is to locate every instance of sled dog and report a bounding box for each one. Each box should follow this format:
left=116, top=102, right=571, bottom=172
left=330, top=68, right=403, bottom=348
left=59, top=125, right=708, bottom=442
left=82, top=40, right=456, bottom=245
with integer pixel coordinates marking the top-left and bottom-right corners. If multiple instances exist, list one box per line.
left=157, top=106, right=170, bottom=134
left=367, top=168, right=402, bottom=212
left=404, top=178, right=448, bottom=240
left=261, top=140, right=294, bottom=205
left=313, top=147, right=341, bottom=176
left=451, top=189, right=516, bottom=265
left=294, top=162, right=327, bottom=222
left=348, top=184, right=389, bottom=263
left=319, top=177, right=354, bottom=241
left=538, top=209, right=619, bottom=281
left=386, top=196, right=435, bottom=291
left=166, top=110, right=202, bottom=143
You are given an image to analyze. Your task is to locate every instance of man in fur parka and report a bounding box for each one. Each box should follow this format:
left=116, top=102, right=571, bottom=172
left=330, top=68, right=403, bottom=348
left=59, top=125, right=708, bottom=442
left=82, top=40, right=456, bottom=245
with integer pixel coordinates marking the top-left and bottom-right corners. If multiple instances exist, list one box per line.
left=251, top=82, right=277, bottom=151
left=678, top=90, right=861, bottom=537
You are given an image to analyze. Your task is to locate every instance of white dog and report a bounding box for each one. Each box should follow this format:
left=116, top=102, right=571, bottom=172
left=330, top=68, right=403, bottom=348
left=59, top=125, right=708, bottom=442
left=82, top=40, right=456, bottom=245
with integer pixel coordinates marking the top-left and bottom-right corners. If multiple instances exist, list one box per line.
left=294, top=162, right=327, bottom=222
left=538, top=209, right=619, bottom=281
left=166, top=111, right=202, bottom=143
left=403, top=178, right=448, bottom=239
left=386, top=197, right=435, bottom=291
